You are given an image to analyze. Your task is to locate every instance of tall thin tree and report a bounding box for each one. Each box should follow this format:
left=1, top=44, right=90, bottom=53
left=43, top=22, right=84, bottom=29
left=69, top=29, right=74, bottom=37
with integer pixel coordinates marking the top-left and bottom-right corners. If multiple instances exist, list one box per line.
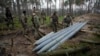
left=16, top=0, right=21, bottom=21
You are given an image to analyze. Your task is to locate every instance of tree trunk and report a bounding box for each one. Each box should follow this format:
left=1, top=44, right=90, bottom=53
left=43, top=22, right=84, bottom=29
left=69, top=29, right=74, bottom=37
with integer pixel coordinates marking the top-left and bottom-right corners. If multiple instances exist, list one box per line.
left=9, top=0, right=13, bottom=13
left=55, top=0, right=57, bottom=11
left=38, top=46, right=90, bottom=56
left=23, top=0, right=29, bottom=15
left=69, top=0, right=72, bottom=15
left=74, top=0, right=76, bottom=16
left=40, top=0, right=41, bottom=11
left=47, top=0, right=49, bottom=16
left=62, top=0, right=64, bottom=16
left=82, top=3, right=84, bottom=14
left=80, top=39, right=100, bottom=45
left=12, top=0, right=16, bottom=15
left=50, top=2, right=52, bottom=15
left=26, top=0, right=29, bottom=15
left=87, top=0, right=90, bottom=13
left=16, top=0, right=21, bottom=21
left=36, top=0, right=38, bottom=10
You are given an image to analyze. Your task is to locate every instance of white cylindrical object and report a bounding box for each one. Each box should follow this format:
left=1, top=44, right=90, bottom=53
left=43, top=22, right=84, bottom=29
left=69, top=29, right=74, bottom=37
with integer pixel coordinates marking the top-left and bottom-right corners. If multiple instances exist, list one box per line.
left=48, top=22, right=87, bottom=51
left=33, top=23, right=79, bottom=51
left=34, top=32, right=54, bottom=45
left=34, top=23, right=74, bottom=45
left=37, top=23, right=81, bottom=53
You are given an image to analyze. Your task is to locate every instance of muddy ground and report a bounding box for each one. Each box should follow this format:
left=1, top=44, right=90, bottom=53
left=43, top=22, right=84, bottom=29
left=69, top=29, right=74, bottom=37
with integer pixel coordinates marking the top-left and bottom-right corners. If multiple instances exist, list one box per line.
left=0, top=13, right=100, bottom=56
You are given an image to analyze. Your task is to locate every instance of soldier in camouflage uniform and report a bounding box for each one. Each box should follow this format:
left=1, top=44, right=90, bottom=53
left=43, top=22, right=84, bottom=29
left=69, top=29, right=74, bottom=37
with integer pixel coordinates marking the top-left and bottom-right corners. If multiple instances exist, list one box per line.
left=62, top=13, right=72, bottom=28
left=31, top=12, right=40, bottom=32
left=33, top=7, right=36, bottom=13
left=41, top=10, right=46, bottom=24
left=5, top=7, right=14, bottom=30
left=21, top=10, right=28, bottom=34
left=50, top=11, right=58, bottom=32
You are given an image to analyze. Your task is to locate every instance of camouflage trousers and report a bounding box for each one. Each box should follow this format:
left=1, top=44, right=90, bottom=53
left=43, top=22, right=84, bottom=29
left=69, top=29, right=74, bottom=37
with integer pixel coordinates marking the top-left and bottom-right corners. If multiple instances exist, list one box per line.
left=5, top=17, right=14, bottom=29
left=21, top=21, right=28, bottom=35
left=41, top=16, right=46, bottom=24
left=52, top=22, right=57, bottom=32
left=63, top=23, right=70, bottom=28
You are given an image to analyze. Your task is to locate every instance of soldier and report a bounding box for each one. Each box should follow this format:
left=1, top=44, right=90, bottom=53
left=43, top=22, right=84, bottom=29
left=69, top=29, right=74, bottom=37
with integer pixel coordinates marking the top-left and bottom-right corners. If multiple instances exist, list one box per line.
left=62, top=13, right=72, bottom=28
left=41, top=10, right=46, bottom=24
left=5, top=7, right=14, bottom=30
left=31, top=12, right=40, bottom=32
left=21, top=10, right=28, bottom=34
left=33, top=7, right=36, bottom=13
left=50, top=11, right=58, bottom=32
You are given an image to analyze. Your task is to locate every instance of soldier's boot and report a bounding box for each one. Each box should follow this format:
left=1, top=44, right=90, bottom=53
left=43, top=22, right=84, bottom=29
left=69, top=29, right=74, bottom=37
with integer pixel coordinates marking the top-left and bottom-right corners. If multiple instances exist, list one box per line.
left=42, top=19, right=44, bottom=25
left=43, top=20, right=44, bottom=25
left=54, top=26, right=57, bottom=32
left=53, top=26, right=57, bottom=32
left=6, top=22, right=10, bottom=30
left=11, top=22, right=14, bottom=30
left=11, top=19, right=15, bottom=30
left=43, top=17, right=46, bottom=25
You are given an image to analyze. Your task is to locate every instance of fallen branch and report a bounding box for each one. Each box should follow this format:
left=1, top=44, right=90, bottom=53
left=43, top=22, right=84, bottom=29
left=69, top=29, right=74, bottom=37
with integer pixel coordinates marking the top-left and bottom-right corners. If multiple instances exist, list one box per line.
left=81, top=30, right=95, bottom=34
left=0, top=30, right=22, bottom=36
left=38, top=46, right=90, bottom=56
left=40, top=30, right=46, bottom=35
left=38, top=30, right=45, bottom=37
left=11, top=38, right=14, bottom=48
left=80, top=39, right=100, bottom=45
left=24, top=35, right=33, bottom=44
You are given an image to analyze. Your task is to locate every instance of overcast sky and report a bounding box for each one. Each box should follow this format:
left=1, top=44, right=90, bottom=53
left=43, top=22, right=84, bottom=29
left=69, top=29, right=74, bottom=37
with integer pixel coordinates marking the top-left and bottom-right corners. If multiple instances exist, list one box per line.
left=14, top=0, right=97, bottom=10
left=39, top=0, right=96, bottom=10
